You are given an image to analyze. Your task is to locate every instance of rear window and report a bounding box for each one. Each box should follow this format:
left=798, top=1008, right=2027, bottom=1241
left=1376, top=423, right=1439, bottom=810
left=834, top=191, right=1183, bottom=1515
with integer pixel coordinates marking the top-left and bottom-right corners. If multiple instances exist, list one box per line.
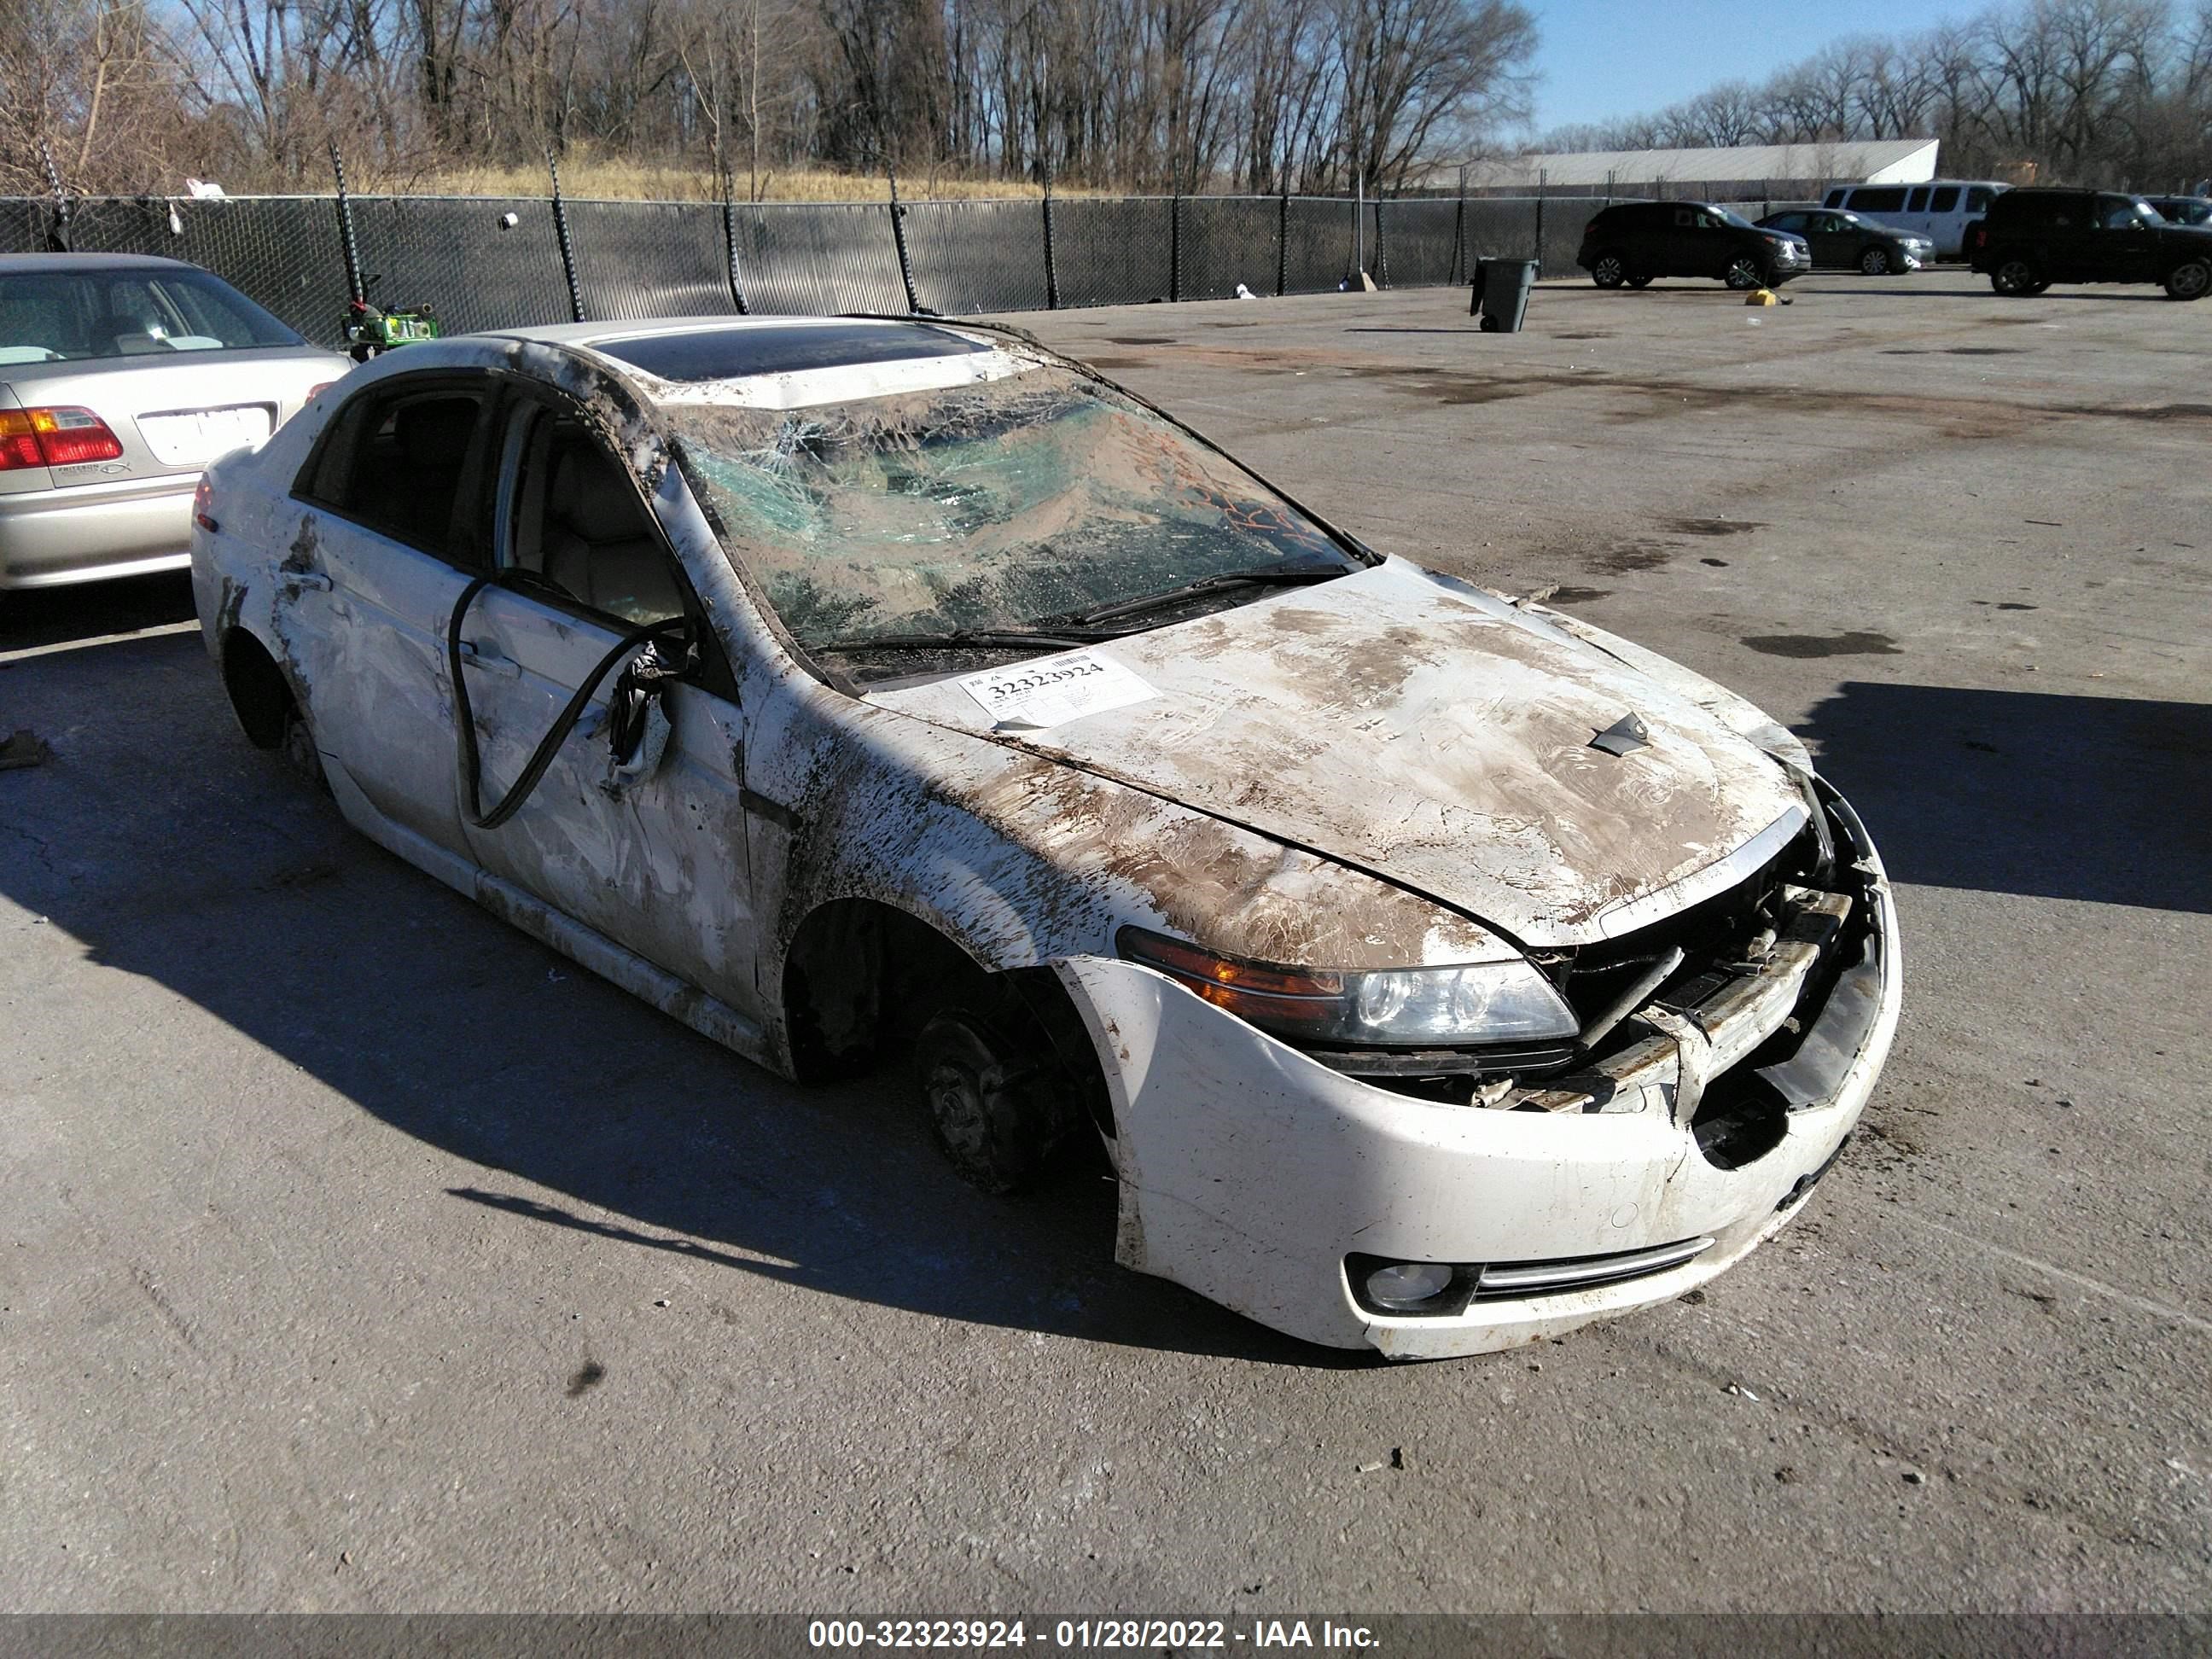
left=1966, top=186, right=1996, bottom=211
left=1847, top=188, right=1907, bottom=213
left=0, top=266, right=298, bottom=364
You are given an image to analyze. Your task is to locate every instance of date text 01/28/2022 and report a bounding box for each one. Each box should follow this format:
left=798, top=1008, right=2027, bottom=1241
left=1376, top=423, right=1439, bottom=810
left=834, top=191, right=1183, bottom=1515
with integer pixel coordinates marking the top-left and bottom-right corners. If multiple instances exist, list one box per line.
left=806, top=1620, right=1379, bottom=1649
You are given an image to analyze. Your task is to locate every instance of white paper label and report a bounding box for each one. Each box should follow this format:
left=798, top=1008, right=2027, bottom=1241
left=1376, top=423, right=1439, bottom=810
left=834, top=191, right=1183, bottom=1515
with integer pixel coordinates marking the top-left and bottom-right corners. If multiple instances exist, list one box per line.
left=958, top=649, right=1157, bottom=731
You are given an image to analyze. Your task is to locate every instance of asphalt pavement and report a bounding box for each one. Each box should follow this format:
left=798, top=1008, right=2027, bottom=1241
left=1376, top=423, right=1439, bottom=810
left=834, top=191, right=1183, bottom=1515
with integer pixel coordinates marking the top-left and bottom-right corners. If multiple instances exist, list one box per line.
left=2, top=273, right=2206, bottom=1615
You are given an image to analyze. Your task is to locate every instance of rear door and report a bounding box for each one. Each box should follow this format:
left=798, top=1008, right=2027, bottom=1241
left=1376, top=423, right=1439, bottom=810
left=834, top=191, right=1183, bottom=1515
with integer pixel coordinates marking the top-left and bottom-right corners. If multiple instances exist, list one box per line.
left=451, top=388, right=761, bottom=1022
left=2040, top=194, right=2097, bottom=279
left=282, top=371, right=500, bottom=854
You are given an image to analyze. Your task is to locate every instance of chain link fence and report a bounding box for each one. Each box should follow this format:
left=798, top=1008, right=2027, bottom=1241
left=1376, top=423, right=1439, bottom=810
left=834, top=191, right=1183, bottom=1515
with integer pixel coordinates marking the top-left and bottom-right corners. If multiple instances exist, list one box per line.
left=0, top=190, right=1632, bottom=346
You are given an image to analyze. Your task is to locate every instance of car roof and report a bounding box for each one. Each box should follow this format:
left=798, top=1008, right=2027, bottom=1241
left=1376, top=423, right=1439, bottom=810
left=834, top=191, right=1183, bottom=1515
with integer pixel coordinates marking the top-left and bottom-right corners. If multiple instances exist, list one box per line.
left=0, top=252, right=205, bottom=274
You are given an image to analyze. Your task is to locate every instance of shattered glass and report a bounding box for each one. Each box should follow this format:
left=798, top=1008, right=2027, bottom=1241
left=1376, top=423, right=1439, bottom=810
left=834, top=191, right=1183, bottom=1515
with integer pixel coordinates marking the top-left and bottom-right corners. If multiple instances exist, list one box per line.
left=663, top=357, right=1359, bottom=658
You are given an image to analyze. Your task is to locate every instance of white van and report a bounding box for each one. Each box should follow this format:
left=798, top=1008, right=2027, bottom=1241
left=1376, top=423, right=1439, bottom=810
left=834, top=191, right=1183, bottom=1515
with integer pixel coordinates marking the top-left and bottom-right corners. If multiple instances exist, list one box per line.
left=1821, top=180, right=2008, bottom=258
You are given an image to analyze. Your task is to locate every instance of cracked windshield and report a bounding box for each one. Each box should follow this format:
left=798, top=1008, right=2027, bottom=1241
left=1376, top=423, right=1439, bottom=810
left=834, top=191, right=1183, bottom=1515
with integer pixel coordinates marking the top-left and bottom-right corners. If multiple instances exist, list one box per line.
left=667, top=359, right=1362, bottom=672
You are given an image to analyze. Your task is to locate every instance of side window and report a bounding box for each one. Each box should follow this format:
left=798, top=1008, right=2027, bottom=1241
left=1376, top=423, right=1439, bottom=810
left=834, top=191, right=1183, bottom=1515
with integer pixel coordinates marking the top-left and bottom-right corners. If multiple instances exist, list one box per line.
left=2094, top=195, right=2142, bottom=230
left=1966, top=186, right=1994, bottom=211
left=1848, top=188, right=1906, bottom=213
left=1769, top=213, right=1804, bottom=232
left=297, top=379, right=492, bottom=564
left=1674, top=209, right=1695, bottom=228
left=1930, top=186, right=1959, bottom=212
left=1825, top=189, right=1846, bottom=207
left=1906, top=187, right=1929, bottom=212
left=500, top=405, right=687, bottom=626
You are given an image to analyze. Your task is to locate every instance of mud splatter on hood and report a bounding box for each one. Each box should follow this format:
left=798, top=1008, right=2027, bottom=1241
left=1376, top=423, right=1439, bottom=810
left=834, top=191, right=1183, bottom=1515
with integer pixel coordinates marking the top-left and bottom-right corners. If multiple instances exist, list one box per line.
left=866, top=560, right=1806, bottom=948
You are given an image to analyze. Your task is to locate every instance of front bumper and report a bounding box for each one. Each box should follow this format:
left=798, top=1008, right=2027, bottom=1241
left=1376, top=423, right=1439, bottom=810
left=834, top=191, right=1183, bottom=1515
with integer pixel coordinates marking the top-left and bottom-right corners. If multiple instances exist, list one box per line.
left=0, top=474, right=196, bottom=590
left=1058, top=788, right=1901, bottom=1359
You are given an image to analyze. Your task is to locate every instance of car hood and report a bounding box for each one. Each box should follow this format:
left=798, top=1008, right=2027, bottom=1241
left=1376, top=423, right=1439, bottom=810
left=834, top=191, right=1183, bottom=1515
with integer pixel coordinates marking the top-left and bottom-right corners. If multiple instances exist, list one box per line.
left=865, top=560, right=1807, bottom=949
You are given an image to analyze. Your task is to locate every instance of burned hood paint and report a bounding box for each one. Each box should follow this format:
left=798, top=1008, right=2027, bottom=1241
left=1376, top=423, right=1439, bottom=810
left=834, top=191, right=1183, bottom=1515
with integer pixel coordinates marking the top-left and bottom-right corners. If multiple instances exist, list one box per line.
left=867, top=560, right=1806, bottom=950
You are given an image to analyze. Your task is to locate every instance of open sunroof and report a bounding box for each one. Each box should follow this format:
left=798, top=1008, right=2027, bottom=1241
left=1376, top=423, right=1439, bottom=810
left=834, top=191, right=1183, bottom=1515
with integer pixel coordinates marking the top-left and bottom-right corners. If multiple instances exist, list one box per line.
left=595, top=321, right=991, bottom=383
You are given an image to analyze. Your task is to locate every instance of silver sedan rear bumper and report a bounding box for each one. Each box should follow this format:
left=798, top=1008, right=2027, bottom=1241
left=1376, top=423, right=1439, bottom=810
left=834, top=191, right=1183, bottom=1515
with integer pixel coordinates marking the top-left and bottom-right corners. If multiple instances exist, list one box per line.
left=0, top=474, right=196, bottom=590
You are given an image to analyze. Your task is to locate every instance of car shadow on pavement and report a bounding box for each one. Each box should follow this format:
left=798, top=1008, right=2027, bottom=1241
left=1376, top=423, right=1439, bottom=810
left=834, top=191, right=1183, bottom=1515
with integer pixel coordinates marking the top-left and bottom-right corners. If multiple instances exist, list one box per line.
left=0, top=629, right=1370, bottom=1368
left=1802, top=680, right=2212, bottom=913
left=0, top=570, right=197, bottom=655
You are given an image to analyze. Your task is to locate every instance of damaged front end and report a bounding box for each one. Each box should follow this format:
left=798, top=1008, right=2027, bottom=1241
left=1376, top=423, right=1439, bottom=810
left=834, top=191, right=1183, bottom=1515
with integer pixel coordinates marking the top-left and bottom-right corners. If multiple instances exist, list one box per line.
left=1055, top=776, right=1900, bottom=1358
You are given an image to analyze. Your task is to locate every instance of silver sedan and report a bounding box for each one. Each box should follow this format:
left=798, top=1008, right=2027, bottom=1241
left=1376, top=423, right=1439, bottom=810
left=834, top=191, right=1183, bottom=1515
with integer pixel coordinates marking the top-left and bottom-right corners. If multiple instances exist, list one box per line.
left=0, top=253, right=346, bottom=597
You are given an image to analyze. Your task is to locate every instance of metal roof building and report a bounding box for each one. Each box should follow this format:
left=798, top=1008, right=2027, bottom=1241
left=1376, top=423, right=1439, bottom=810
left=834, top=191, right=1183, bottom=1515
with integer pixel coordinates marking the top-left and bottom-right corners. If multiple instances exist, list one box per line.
left=1448, top=139, right=1939, bottom=196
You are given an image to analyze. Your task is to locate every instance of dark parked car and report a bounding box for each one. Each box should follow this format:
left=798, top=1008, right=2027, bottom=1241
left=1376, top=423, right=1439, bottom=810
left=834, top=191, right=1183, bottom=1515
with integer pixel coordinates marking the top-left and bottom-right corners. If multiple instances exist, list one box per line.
left=2145, top=195, right=2212, bottom=228
left=1755, top=208, right=1933, bottom=274
left=1966, top=188, right=2212, bottom=299
left=1576, top=201, right=1810, bottom=291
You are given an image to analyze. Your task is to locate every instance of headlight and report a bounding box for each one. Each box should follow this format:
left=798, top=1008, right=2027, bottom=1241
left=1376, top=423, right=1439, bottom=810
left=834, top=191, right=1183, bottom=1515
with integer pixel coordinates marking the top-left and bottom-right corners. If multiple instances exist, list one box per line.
left=1117, top=926, right=1580, bottom=1048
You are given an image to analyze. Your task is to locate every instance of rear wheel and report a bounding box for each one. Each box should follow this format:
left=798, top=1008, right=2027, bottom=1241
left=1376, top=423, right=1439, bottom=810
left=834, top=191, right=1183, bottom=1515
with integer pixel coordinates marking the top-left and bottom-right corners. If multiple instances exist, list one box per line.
left=2163, top=259, right=2211, bottom=300
left=1723, top=255, right=1766, bottom=289
left=1590, top=253, right=1626, bottom=288
left=1860, top=246, right=1892, bottom=276
left=1992, top=258, right=2047, bottom=295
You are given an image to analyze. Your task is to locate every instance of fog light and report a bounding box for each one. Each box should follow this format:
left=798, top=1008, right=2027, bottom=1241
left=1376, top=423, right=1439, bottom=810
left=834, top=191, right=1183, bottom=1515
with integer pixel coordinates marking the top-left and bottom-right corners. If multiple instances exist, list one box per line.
left=1364, top=1261, right=1453, bottom=1310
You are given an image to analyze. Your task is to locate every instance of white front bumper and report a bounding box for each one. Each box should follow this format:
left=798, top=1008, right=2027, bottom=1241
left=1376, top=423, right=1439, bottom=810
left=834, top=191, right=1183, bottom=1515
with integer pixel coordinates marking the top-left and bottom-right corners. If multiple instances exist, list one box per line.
left=1057, top=815, right=1901, bottom=1359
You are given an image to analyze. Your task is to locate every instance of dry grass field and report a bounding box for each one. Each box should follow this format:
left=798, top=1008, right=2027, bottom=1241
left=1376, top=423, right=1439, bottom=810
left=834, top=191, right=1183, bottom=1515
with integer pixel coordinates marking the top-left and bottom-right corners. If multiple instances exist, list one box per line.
left=351, top=150, right=1123, bottom=203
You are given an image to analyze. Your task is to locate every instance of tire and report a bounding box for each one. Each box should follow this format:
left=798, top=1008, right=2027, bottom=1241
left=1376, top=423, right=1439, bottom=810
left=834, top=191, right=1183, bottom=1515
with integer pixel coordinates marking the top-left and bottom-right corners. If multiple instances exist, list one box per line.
left=1991, top=258, right=2046, bottom=295
left=1723, top=256, right=1765, bottom=290
left=280, top=705, right=329, bottom=794
left=2163, top=259, right=2211, bottom=300
left=913, top=1010, right=1064, bottom=1195
left=1590, top=253, right=1626, bottom=289
left=1860, top=247, right=1892, bottom=276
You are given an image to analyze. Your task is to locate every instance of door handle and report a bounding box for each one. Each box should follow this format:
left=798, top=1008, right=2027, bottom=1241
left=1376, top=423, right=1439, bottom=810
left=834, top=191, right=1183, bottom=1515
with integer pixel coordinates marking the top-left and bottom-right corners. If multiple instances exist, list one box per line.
left=280, top=569, right=332, bottom=592
left=457, top=638, right=520, bottom=678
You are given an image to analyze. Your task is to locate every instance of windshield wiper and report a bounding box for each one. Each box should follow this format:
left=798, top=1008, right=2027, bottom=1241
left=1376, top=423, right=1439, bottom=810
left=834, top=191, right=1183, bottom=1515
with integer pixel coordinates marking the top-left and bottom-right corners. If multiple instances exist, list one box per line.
left=1050, top=564, right=1351, bottom=628
left=815, top=625, right=1116, bottom=656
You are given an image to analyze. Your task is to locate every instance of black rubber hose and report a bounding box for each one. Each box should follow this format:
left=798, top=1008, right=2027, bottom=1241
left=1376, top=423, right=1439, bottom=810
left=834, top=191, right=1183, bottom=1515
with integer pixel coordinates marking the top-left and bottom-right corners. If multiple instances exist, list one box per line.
left=447, top=573, right=689, bottom=831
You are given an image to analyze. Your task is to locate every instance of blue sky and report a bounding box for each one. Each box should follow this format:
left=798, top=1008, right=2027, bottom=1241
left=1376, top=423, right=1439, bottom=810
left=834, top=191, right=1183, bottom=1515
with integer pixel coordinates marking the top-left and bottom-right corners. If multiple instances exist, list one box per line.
left=1526, top=0, right=1979, bottom=135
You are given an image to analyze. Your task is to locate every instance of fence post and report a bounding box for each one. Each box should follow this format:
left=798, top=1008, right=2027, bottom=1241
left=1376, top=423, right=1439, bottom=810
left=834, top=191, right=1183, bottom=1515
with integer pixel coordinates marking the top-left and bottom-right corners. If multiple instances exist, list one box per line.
left=721, top=189, right=749, bottom=315
left=1374, top=195, right=1388, bottom=288
left=546, top=146, right=586, bottom=323
left=38, top=138, right=72, bottom=253
left=1534, top=167, right=1546, bottom=266
left=1354, top=173, right=1365, bottom=280
left=328, top=141, right=365, bottom=306
left=1169, top=178, right=1182, bottom=304
left=716, top=142, right=748, bottom=315
left=1041, top=162, right=1060, bottom=310
left=886, top=158, right=920, bottom=313
left=1277, top=186, right=1289, bottom=297
left=1452, top=166, right=1465, bottom=283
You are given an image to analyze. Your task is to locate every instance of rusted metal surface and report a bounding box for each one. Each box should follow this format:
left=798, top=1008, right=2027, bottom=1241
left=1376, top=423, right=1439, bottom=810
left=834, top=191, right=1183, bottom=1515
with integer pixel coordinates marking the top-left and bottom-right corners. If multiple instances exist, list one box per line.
left=870, top=559, right=1806, bottom=948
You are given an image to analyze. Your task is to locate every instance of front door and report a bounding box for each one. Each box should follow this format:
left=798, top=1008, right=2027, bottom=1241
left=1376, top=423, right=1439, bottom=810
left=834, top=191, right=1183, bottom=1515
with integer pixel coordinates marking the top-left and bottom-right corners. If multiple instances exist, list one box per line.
left=451, top=392, right=761, bottom=1022
left=2092, top=195, right=2163, bottom=282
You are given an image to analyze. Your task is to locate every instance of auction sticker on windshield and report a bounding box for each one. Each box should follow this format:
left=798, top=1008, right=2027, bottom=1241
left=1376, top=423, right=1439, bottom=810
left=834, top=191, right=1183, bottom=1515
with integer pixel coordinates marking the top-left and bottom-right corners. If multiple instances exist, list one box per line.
left=959, top=649, right=1157, bottom=731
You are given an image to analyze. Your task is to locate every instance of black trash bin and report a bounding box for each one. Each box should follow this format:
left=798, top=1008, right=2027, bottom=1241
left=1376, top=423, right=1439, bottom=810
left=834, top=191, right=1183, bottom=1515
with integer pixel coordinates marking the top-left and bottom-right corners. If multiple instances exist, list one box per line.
left=1470, top=257, right=1537, bottom=332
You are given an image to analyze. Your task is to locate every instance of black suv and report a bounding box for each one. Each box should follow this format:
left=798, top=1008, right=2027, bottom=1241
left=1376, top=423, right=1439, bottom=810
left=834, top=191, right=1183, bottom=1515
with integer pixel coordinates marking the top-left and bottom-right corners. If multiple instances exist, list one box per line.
left=1575, top=201, right=1810, bottom=290
left=1966, top=188, right=2212, bottom=299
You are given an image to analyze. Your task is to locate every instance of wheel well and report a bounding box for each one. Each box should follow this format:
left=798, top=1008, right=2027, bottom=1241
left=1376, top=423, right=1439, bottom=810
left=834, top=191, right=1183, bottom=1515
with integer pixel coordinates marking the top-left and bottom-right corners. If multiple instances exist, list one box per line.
left=221, top=629, right=295, bottom=749
left=781, top=897, right=1111, bottom=1136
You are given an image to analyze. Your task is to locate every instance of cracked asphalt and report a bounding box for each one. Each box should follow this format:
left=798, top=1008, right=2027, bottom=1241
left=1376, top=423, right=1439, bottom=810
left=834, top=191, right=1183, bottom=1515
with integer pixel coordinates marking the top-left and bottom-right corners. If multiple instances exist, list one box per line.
left=2, top=274, right=2207, bottom=1614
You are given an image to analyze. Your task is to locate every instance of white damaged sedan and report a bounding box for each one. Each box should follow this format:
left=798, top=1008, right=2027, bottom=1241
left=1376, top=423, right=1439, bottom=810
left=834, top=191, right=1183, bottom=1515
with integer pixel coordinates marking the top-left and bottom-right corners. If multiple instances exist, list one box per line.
left=191, top=317, right=1900, bottom=1359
